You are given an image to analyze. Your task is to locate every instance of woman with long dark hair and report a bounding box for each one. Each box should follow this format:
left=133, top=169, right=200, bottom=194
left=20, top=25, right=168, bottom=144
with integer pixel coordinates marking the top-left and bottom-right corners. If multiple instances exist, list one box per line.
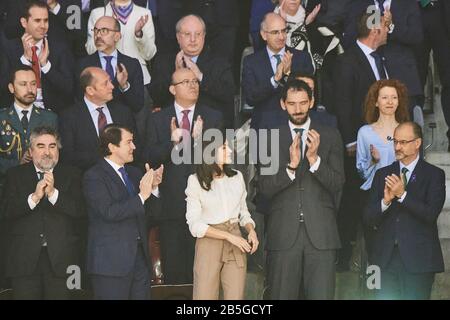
left=185, top=139, right=259, bottom=300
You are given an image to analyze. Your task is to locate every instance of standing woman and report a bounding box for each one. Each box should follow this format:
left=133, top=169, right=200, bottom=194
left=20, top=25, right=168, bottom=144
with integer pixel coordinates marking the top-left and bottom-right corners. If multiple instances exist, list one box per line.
left=185, top=140, right=259, bottom=300
left=357, top=79, right=410, bottom=257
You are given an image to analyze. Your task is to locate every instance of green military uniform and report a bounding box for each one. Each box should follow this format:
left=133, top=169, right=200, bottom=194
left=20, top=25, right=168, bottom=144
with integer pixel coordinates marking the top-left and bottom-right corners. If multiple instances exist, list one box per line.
left=0, top=105, right=58, bottom=176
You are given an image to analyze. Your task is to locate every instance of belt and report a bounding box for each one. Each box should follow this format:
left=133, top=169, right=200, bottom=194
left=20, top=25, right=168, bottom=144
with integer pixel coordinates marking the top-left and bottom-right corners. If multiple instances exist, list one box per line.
left=210, top=220, right=245, bottom=268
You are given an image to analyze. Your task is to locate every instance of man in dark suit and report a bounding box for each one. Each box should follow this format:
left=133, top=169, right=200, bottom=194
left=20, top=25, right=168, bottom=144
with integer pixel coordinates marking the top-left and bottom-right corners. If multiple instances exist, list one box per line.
left=83, top=124, right=162, bottom=300
left=258, top=79, right=344, bottom=299
left=242, top=13, right=314, bottom=130
left=332, top=12, right=389, bottom=270
left=145, top=68, right=223, bottom=285
left=0, top=66, right=57, bottom=177
left=342, top=0, right=424, bottom=107
left=149, top=14, right=235, bottom=128
left=0, top=1, right=75, bottom=114
left=59, top=67, right=137, bottom=172
left=415, top=0, right=450, bottom=151
left=76, top=16, right=145, bottom=137
left=364, top=122, right=445, bottom=299
left=0, top=126, right=85, bottom=299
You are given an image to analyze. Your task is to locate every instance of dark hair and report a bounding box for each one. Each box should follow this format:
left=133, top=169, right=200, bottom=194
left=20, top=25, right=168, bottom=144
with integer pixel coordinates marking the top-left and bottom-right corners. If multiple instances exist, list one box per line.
left=22, top=0, right=48, bottom=20
left=79, top=68, right=95, bottom=93
left=363, top=79, right=410, bottom=124
left=99, top=124, right=133, bottom=157
left=9, top=65, right=36, bottom=84
left=195, top=134, right=237, bottom=191
left=281, top=79, right=313, bottom=102
left=29, top=126, right=61, bottom=149
left=396, top=121, right=423, bottom=140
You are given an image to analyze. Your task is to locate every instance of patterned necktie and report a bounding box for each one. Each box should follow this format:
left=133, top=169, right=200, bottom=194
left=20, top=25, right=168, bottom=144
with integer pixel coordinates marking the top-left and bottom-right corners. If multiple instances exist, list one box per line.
left=37, top=171, right=45, bottom=181
left=378, top=0, right=386, bottom=15
left=293, top=128, right=305, bottom=161
left=181, top=110, right=191, bottom=143
left=21, top=110, right=29, bottom=132
left=31, top=46, right=41, bottom=88
left=97, top=107, right=107, bottom=134
left=370, top=51, right=387, bottom=80
left=103, top=56, right=115, bottom=81
left=118, top=167, right=136, bottom=196
left=401, top=167, right=409, bottom=187
left=274, top=54, right=282, bottom=68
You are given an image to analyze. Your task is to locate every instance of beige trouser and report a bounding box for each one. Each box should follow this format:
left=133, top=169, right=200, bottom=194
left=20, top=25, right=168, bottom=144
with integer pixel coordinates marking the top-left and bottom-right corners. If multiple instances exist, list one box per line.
left=193, top=221, right=247, bottom=300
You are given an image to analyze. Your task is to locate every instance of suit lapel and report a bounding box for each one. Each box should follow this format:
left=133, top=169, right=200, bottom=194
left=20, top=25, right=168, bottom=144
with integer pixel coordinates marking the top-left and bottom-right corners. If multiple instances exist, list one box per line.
left=94, top=52, right=103, bottom=68
left=80, top=101, right=99, bottom=139
left=260, top=49, right=275, bottom=77
left=404, top=158, right=423, bottom=191
left=354, top=45, right=377, bottom=83
left=28, top=106, right=43, bottom=132
left=101, top=159, right=129, bottom=197
left=6, top=105, right=23, bottom=133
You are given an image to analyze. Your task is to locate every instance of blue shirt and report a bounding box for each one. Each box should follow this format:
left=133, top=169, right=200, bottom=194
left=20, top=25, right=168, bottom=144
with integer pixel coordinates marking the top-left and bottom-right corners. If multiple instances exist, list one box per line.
left=356, top=124, right=396, bottom=190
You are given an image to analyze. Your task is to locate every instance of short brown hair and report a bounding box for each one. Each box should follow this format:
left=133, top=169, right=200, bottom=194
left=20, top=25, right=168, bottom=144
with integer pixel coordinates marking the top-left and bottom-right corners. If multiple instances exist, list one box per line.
left=363, top=79, right=410, bottom=124
left=99, top=124, right=133, bottom=157
left=22, top=0, right=48, bottom=20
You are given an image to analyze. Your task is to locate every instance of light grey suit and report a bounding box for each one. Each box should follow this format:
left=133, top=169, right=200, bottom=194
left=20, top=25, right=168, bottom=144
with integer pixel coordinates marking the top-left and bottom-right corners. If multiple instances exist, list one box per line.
left=258, top=120, right=345, bottom=299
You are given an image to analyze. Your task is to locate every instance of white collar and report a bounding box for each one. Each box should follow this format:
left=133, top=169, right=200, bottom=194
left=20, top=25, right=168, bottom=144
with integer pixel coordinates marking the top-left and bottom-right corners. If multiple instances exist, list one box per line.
left=356, top=40, right=375, bottom=57
left=14, top=103, right=33, bottom=117
left=400, top=154, right=420, bottom=174
left=174, top=101, right=195, bottom=115
left=288, top=117, right=311, bottom=133
left=99, top=49, right=118, bottom=59
left=104, top=157, right=124, bottom=172
left=266, top=46, right=286, bottom=59
left=84, top=96, right=106, bottom=113
left=33, top=164, right=54, bottom=174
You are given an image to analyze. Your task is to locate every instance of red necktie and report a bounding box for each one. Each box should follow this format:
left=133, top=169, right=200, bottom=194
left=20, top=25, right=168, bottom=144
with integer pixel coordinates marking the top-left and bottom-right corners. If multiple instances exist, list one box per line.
left=97, top=107, right=107, bottom=134
left=31, top=46, right=41, bottom=88
left=181, top=110, right=191, bottom=143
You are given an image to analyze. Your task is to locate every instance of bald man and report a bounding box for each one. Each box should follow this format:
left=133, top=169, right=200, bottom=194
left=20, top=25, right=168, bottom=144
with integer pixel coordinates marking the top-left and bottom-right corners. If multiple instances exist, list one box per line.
left=242, top=12, right=314, bottom=130
left=59, top=67, right=138, bottom=172
left=365, top=122, right=446, bottom=300
left=145, top=68, right=223, bottom=285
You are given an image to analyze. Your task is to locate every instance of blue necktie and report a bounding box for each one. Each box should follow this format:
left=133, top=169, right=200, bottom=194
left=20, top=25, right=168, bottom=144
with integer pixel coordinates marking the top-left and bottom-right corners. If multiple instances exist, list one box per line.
left=103, top=56, right=115, bottom=81
left=378, top=0, right=386, bottom=16
left=370, top=51, right=387, bottom=80
left=118, top=167, right=136, bottom=196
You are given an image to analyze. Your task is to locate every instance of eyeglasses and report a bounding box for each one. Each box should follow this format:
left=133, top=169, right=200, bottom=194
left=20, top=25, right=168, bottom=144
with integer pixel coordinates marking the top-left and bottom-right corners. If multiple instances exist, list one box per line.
left=172, top=79, right=200, bottom=87
left=93, top=27, right=120, bottom=36
left=264, top=28, right=288, bottom=36
left=392, top=138, right=417, bottom=146
left=177, top=31, right=205, bottom=39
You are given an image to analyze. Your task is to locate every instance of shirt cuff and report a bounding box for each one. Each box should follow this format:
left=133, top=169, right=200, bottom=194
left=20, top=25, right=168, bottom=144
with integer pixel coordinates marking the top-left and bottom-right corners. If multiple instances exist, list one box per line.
left=309, top=156, right=321, bottom=173
left=346, top=141, right=357, bottom=148
left=397, top=191, right=407, bottom=203
left=119, top=82, right=131, bottom=93
left=47, top=188, right=59, bottom=205
left=270, top=76, right=279, bottom=88
left=50, top=3, right=61, bottom=15
left=151, top=187, right=160, bottom=198
left=138, top=194, right=145, bottom=205
left=28, top=193, right=38, bottom=210
left=21, top=55, right=32, bottom=66
left=286, top=168, right=296, bottom=181
left=41, top=61, right=51, bottom=74
left=381, top=199, right=391, bottom=212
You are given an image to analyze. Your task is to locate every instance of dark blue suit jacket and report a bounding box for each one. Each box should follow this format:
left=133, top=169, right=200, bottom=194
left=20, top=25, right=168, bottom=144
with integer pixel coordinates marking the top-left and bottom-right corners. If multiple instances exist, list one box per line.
left=76, top=51, right=145, bottom=113
left=342, top=0, right=423, bottom=96
left=364, top=159, right=446, bottom=273
left=242, top=47, right=314, bottom=130
left=59, top=100, right=137, bottom=172
left=83, top=159, right=159, bottom=277
left=145, top=104, right=222, bottom=221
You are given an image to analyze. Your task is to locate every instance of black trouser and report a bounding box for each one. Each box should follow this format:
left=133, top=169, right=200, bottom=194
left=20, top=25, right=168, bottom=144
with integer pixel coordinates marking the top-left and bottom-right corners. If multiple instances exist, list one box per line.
left=377, top=247, right=435, bottom=300
left=11, top=247, right=70, bottom=300
left=159, top=220, right=196, bottom=285
left=416, top=1, right=450, bottom=137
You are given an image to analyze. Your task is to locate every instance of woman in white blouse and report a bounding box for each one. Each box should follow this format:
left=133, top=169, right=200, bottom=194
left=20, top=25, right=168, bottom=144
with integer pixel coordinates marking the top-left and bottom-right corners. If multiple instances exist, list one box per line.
left=185, top=140, right=259, bottom=300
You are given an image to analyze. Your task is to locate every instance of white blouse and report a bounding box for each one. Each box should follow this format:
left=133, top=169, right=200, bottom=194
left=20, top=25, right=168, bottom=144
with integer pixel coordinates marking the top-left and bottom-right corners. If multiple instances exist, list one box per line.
left=185, top=170, right=255, bottom=238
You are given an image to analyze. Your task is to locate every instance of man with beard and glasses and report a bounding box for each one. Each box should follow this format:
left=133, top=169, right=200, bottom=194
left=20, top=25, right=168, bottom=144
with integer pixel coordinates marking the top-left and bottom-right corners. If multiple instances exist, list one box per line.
left=0, top=126, right=85, bottom=299
left=258, top=79, right=345, bottom=299
left=0, top=65, right=57, bottom=178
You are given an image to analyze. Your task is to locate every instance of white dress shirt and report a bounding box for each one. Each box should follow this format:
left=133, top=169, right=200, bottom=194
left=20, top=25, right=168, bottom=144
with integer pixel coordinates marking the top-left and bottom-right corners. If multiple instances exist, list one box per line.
left=266, top=46, right=286, bottom=88
left=84, top=97, right=113, bottom=136
left=14, top=103, right=33, bottom=123
left=381, top=154, right=420, bottom=212
left=104, top=158, right=159, bottom=203
left=174, top=102, right=195, bottom=130
left=185, top=170, right=256, bottom=238
left=286, top=118, right=321, bottom=180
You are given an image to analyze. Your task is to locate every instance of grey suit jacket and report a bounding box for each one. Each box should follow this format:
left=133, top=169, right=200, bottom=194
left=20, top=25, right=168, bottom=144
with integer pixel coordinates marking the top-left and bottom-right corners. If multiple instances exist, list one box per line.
left=258, top=120, right=345, bottom=251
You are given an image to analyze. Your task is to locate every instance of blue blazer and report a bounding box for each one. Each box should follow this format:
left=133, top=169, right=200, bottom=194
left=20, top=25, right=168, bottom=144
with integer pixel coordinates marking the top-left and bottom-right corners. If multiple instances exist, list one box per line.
left=242, top=46, right=314, bottom=130
left=364, top=159, right=446, bottom=273
left=83, top=159, right=160, bottom=277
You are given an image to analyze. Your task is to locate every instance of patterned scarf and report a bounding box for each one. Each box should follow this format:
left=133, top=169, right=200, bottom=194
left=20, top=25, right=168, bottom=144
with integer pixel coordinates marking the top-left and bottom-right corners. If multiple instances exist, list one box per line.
left=111, top=1, right=134, bottom=25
